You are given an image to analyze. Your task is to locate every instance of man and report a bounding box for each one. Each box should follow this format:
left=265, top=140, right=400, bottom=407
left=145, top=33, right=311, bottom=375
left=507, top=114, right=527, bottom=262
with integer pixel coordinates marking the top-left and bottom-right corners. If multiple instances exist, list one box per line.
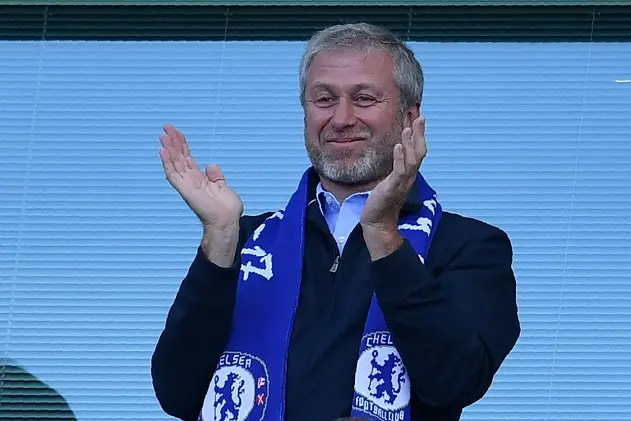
left=152, top=23, right=520, bottom=421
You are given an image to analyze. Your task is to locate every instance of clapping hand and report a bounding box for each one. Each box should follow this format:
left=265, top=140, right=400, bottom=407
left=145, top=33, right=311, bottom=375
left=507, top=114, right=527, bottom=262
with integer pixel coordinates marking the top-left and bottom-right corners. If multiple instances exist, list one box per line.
left=159, top=123, right=244, bottom=230
left=360, top=116, right=427, bottom=231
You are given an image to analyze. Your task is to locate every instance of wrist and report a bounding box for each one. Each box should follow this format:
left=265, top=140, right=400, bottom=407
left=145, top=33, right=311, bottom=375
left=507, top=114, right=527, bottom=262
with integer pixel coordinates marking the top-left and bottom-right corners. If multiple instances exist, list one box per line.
left=361, top=223, right=403, bottom=261
left=201, top=224, right=240, bottom=268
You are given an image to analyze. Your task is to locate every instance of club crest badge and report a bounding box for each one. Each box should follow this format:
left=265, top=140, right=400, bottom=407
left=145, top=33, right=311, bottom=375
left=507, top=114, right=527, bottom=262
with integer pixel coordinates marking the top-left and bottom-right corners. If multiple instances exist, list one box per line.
left=353, top=331, right=410, bottom=421
left=199, top=351, right=269, bottom=421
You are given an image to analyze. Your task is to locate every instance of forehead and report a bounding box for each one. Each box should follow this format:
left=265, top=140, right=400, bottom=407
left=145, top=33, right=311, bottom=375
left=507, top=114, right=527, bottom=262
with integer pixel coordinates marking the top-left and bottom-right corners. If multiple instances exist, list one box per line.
left=306, top=49, right=396, bottom=91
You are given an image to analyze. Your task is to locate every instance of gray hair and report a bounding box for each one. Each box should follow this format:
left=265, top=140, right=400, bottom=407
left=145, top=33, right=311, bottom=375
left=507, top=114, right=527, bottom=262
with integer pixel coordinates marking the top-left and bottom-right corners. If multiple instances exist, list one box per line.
left=299, top=23, right=424, bottom=111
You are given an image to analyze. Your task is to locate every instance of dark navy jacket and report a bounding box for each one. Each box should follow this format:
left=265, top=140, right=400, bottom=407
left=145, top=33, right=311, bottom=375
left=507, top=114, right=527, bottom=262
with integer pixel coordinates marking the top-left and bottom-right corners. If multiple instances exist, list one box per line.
left=151, top=174, right=521, bottom=421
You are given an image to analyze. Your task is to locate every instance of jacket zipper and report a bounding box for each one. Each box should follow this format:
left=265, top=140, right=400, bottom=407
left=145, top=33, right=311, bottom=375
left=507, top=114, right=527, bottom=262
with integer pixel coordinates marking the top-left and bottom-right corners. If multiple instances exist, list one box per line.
left=329, top=256, right=339, bottom=273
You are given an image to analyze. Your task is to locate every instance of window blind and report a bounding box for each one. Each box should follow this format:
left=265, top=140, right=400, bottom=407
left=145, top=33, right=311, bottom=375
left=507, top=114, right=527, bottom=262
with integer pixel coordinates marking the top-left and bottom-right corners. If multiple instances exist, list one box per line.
left=1, top=0, right=629, bottom=6
left=1, top=5, right=630, bottom=421
left=0, top=5, right=630, bottom=41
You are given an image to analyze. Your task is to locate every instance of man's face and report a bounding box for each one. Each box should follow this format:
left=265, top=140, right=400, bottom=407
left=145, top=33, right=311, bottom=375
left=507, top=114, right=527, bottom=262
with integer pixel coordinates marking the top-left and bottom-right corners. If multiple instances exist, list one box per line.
left=303, top=49, right=414, bottom=186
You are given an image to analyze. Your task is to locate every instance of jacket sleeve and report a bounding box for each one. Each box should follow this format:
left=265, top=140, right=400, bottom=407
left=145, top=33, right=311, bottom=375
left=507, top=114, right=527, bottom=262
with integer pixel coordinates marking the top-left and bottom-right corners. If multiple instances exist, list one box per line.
left=372, top=226, right=521, bottom=410
left=150, top=243, right=242, bottom=421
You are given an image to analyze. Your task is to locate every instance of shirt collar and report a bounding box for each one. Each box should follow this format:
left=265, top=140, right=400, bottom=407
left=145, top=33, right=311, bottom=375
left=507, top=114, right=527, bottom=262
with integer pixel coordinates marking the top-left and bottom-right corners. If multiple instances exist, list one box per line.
left=305, top=166, right=424, bottom=213
left=315, top=182, right=371, bottom=215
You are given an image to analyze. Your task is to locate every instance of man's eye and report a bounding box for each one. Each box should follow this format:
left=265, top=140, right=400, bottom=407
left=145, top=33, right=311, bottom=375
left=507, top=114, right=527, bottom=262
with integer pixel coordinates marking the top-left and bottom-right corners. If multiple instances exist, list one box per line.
left=356, top=96, right=376, bottom=105
left=315, top=97, right=335, bottom=106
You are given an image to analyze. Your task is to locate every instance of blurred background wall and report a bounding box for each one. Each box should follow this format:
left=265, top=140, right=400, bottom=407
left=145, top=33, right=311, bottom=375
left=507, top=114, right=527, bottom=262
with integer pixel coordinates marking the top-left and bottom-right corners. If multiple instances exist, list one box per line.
left=1, top=2, right=630, bottom=420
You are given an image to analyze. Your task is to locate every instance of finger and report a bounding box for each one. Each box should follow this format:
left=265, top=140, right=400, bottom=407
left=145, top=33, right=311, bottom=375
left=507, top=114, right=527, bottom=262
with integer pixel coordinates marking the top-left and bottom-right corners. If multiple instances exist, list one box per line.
left=174, top=127, right=191, bottom=157
left=185, top=155, right=198, bottom=171
left=392, top=143, right=405, bottom=177
left=163, top=124, right=193, bottom=171
left=159, top=148, right=179, bottom=181
left=159, top=132, right=173, bottom=151
left=206, top=164, right=227, bottom=188
left=164, top=124, right=196, bottom=172
left=158, top=133, right=175, bottom=166
left=164, top=123, right=185, bottom=156
left=402, top=124, right=416, bottom=171
left=160, top=129, right=180, bottom=160
left=160, top=132, right=186, bottom=174
left=172, top=153, right=186, bottom=175
left=414, top=116, right=427, bottom=162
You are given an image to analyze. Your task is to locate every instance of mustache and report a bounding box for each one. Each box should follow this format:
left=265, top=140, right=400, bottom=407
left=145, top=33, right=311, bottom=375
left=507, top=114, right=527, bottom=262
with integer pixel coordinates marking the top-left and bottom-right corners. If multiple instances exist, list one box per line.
left=320, top=130, right=373, bottom=141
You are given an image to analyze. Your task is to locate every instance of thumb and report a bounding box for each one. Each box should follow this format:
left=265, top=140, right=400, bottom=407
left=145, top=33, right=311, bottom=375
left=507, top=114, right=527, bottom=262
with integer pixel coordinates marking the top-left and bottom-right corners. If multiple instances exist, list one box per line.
left=205, top=164, right=227, bottom=187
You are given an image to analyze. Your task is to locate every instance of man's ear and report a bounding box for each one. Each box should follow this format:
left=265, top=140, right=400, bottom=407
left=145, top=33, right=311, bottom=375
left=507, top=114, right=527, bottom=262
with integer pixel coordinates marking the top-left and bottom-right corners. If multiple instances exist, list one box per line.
left=406, top=103, right=420, bottom=126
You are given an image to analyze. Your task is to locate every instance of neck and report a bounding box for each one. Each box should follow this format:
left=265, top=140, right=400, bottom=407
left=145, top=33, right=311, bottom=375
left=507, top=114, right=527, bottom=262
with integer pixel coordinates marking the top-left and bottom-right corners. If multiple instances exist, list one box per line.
left=319, top=176, right=380, bottom=203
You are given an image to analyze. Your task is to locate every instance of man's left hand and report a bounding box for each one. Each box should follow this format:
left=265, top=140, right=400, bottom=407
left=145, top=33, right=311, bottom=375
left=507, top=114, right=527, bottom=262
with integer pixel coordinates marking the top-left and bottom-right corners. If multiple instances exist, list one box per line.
left=361, top=116, right=427, bottom=260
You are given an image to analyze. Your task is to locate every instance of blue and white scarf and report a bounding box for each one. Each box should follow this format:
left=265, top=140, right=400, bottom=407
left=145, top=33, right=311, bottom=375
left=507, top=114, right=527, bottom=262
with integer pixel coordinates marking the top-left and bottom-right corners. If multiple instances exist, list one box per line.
left=199, top=167, right=442, bottom=421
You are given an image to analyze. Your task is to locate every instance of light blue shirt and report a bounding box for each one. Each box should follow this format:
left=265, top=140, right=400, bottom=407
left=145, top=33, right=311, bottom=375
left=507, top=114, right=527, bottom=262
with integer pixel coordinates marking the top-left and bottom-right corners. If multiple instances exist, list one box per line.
left=316, top=183, right=371, bottom=253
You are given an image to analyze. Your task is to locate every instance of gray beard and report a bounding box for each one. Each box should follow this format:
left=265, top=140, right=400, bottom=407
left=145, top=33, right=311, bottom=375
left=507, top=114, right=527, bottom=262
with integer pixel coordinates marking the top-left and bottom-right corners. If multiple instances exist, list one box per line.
left=305, top=117, right=405, bottom=186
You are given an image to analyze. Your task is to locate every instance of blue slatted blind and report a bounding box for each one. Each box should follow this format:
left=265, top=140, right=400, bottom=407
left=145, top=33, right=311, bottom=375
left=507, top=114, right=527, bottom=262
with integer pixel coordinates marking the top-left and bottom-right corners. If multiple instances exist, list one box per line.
left=3, top=0, right=626, bottom=5
left=1, top=38, right=631, bottom=421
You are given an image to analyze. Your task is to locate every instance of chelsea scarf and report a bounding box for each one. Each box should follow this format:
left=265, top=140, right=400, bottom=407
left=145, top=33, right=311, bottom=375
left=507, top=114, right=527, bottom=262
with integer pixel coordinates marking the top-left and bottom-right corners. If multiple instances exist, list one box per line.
left=199, top=167, right=442, bottom=421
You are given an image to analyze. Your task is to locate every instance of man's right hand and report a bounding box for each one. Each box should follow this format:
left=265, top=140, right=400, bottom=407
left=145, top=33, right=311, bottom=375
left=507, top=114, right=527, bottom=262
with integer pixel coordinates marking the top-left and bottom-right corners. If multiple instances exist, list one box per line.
left=159, top=123, right=244, bottom=267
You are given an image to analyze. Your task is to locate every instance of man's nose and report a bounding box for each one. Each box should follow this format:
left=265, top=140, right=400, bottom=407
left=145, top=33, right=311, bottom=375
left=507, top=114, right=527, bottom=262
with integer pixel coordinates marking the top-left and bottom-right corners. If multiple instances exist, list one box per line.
left=330, top=98, right=357, bottom=129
